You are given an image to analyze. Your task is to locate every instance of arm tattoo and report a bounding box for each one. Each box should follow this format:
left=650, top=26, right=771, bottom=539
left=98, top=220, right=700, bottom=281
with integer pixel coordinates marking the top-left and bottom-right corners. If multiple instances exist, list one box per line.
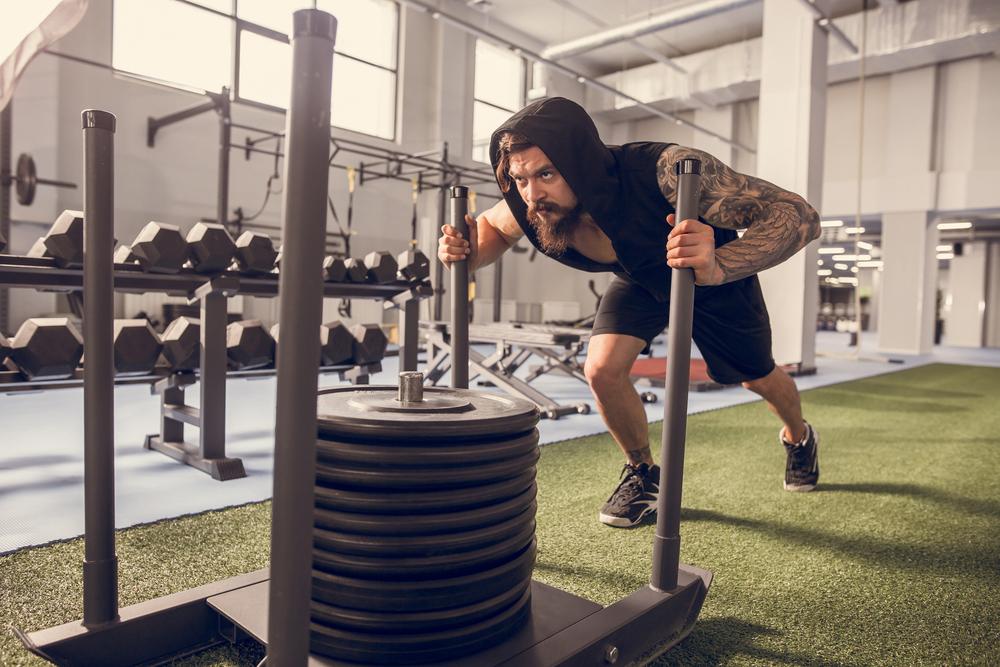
left=656, top=145, right=821, bottom=283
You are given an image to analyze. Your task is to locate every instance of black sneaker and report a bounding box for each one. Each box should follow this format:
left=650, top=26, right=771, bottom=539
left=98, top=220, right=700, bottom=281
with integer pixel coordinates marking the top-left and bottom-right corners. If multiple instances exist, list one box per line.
left=783, top=422, right=819, bottom=492
left=599, top=462, right=660, bottom=527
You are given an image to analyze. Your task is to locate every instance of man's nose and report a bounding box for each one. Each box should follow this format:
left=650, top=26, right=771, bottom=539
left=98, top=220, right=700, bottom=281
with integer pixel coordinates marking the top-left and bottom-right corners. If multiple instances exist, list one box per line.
left=524, top=181, right=545, bottom=204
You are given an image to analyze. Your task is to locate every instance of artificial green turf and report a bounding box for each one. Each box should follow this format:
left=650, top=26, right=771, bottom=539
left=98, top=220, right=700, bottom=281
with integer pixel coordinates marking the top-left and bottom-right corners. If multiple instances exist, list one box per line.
left=2, top=363, right=998, bottom=666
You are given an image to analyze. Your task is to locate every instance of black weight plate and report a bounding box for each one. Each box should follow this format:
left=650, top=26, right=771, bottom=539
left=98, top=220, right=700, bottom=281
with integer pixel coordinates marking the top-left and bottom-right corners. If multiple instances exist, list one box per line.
left=317, top=386, right=539, bottom=440
left=314, top=505, right=535, bottom=555
left=314, top=489, right=536, bottom=537
left=315, top=448, right=539, bottom=490
left=310, top=577, right=528, bottom=633
left=15, top=154, right=37, bottom=206
left=316, top=430, right=539, bottom=467
left=312, top=521, right=535, bottom=580
left=311, top=540, right=534, bottom=612
left=314, top=469, right=535, bottom=515
left=309, top=586, right=531, bottom=665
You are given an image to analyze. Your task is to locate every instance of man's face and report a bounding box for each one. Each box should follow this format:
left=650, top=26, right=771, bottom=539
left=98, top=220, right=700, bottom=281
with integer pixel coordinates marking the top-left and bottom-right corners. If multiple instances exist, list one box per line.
left=508, top=146, right=583, bottom=255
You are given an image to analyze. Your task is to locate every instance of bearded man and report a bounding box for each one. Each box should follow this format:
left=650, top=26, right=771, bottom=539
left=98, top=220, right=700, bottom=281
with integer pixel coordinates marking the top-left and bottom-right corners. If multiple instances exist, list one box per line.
left=439, top=97, right=821, bottom=527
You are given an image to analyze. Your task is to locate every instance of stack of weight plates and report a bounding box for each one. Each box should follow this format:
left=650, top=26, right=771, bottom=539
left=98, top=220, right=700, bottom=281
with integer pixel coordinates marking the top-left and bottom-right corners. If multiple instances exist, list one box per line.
left=311, top=384, right=540, bottom=664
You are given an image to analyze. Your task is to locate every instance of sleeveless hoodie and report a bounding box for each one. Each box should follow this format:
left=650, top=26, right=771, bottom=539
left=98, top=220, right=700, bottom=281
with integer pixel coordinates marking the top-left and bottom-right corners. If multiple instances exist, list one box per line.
left=489, top=97, right=737, bottom=302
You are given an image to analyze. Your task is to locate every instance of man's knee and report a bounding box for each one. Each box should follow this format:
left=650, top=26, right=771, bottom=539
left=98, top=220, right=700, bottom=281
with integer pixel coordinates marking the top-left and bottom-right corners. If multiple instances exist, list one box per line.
left=584, top=357, right=630, bottom=395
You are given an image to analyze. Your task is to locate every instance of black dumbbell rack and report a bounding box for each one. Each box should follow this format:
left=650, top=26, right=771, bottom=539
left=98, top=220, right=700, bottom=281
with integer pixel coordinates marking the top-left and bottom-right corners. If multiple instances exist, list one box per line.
left=0, top=253, right=431, bottom=480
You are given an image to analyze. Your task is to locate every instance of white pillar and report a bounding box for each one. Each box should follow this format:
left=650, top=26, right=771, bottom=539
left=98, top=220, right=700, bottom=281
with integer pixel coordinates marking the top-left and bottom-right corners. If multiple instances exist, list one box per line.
left=877, top=211, right=938, bottom=355
left=942, top=241, right=988, bottom=347
left=755, top=0, right=828, bottom=369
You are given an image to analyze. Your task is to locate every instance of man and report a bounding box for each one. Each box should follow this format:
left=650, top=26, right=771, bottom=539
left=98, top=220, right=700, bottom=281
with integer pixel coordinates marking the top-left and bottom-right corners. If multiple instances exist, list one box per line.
left=438, top=97, right=821, bottom=528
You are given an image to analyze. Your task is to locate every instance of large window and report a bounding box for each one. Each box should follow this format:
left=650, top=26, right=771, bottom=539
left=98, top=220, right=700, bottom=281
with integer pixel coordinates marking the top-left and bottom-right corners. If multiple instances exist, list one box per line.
left=472, top=40, right=525, bottom=163
left=112, top=0, right=399, bottom=140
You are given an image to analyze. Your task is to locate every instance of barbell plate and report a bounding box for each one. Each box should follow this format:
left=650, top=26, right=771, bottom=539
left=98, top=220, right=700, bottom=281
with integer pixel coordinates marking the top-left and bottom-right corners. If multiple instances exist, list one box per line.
left=310, top=578, right=528, bottom=634
left=313, top=469, right=535, bottom=515
left=315, top=487, right=536, bottom=537
left=309, top=586, right=531, bottom=665
left=311, top=539, right=534, bottom=612
left=317, top=386, right=539, bottom=440
left=314, top=506, right=535, bottom=556
left=316, top=430, right=538, bottom=467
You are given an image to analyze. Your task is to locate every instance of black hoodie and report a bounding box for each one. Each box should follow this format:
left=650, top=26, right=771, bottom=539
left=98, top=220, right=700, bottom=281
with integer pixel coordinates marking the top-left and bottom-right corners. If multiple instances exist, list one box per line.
left=489, top=97, right=737, bottom=302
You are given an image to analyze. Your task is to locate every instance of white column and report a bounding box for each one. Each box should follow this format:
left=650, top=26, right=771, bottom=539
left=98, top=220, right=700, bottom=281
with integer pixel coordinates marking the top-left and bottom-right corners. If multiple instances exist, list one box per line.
left=942, top=241, right=988, bottom=347
left=755, top=0, right=828, bottom=369
left=877, top=211, right=937, bottom=355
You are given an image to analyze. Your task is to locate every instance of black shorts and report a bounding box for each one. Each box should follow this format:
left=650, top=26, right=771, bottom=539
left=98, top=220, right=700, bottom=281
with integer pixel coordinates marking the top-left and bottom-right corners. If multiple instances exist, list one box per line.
left=591, top=274, right=776, bottom=385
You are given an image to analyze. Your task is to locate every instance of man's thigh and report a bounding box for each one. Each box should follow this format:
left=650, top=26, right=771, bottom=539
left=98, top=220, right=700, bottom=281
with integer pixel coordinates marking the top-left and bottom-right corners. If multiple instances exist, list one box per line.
left=591, top=276, right=670, bottom=353
left=586, top=333, right=648, bottom=376
left=692, top=276, right=776, bottom=385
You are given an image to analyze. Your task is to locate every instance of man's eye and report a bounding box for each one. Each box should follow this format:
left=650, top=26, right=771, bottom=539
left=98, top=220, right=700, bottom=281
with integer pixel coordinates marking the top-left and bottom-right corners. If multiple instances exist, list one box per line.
left=540, top=171, right=552, bottom=179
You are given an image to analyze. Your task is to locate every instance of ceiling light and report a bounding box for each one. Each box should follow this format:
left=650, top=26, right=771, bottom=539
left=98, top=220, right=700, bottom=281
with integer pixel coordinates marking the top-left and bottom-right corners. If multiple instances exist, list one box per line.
left=841, top=277, right=859, bottom=286
left=857, top=260, right=883, bottom=268
left=820, top=220, right=843, bottom=228
left=832, top=254, right=872, bottom=262
left=817, top=259, right=824, bottom=266
left=937, top=252, right=955, bottom=260
left=817, top=269, right=832, bottom=276
left=843, top=227, right=865, bottom=234
left=936, top=244, right=952, bottom=252
left=857, top=241, right=873, bottom=250
left=851, top=266, right=859, bottom=273
left=937, top=221, right=972, bottom=230
left=834, top=263, right=848, bottom=270
left=818, top=247, right=845, bottom=255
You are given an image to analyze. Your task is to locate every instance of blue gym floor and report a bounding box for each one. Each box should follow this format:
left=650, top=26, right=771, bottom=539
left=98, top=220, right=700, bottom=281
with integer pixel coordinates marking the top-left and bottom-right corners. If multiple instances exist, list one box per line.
left=2, top=330, right=998, bottom=554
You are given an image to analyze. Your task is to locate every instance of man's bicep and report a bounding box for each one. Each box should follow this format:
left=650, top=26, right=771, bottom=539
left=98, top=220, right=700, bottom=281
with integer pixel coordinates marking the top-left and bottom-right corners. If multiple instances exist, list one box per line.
left=656, top=145, right=779, bottom=230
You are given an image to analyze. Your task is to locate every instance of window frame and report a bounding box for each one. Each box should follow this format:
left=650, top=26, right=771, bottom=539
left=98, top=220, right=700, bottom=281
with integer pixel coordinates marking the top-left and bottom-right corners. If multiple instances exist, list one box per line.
left=471, top=39, right=527, bottom=164
left=110, top=0, right=400, bottom=141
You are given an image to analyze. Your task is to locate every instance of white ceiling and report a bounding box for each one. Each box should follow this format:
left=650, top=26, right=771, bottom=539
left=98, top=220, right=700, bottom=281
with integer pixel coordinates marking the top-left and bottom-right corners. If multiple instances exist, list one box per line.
left=460, top=0, right=875, bottom=75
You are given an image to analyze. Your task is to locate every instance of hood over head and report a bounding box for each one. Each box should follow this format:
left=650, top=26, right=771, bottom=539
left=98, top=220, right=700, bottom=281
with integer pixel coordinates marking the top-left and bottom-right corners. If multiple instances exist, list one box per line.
left=489, top=97, right=619, bottom=227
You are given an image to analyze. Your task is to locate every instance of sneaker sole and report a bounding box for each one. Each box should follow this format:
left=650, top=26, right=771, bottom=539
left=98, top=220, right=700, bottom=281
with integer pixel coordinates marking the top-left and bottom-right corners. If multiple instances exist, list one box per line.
left=598, top=507, right=656, bottom=528
left=782, top=482, right=816, bottom=492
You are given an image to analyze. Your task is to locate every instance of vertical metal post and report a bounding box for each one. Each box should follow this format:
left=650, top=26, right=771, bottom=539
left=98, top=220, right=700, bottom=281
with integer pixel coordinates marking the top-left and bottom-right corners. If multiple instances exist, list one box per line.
left=199, top=290, right=227, bottom=459
left=449, top=186, right=469, bottom=389
left=433, top=185, right=447, bottom=321
left=81, top=109, right=118, bottom=625
left=651, top=158, right=701, bottom=592
left=161, top=385, right=185, bottom=443
left=268, top=9, right=337, bottom=667
left=400, top=297, right=419, bottom=371
left=217, top=87, right=231, bottom=227
left=0, top=102, right=11, bottom=333
left=493, top=255, right=503, bottom=322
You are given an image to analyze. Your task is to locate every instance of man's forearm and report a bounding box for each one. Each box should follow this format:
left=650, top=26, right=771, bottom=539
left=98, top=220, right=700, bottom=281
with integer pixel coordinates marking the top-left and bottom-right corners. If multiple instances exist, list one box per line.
left=713, top=200, right=820, bottom=283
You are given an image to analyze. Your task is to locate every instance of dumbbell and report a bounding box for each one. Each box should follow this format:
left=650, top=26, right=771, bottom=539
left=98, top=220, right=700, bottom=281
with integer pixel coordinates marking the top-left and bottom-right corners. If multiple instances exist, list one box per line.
left=323, top=256, right=347, bottom=282
left=162, top=316, right=200, bottom=371
left=187, top=222, right=236, bottom=273
left=113, top=320, right=163, bottom=375
left=397, top=248, right=430, bottom=282
left=0, top=333, right=11, bottom=365
left=226, top=320, right=274, bottom=370
left=43, top=210, right=84, bottom=267
left=270, top=320, right=353, bottom=366
left=113, top=245, right=138, bottom=265
left=349, top=323, right=388, bottom=364
left=344, top=258, right=367, bottom=282
left=363, top=251, right=398, bottom=284
left=26, top=237, right=52, bottom=258
left=233, top=231, right=278, bottom=274
left=131, top=221, right=188, bottom=274
left=7, top=318, right=84, bottom=380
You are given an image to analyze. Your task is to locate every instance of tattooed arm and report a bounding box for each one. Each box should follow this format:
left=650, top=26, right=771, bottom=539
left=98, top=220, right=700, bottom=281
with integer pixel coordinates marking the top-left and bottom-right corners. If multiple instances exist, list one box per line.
left=655, top=145, right=821, bottom=285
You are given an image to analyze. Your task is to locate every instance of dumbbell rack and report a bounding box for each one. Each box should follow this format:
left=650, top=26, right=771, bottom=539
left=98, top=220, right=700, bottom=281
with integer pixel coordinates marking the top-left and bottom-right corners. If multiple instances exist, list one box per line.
left=0, top=253, right=432, bottom=480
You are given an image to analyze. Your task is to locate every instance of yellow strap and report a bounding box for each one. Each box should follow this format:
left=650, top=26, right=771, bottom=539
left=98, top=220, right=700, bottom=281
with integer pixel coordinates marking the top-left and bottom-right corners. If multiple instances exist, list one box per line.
left=468, top=280, right=476, bottom=301
left=346, top=167, right=356, bottom=193
left=411, top=177, right=419, bottom=203
left=469, top=190, right=477, bottom=214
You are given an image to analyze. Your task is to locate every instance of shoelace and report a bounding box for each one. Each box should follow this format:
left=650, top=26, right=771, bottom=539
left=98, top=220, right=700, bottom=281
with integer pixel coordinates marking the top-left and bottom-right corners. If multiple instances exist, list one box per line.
left=610, top=464, right=647, bottom=503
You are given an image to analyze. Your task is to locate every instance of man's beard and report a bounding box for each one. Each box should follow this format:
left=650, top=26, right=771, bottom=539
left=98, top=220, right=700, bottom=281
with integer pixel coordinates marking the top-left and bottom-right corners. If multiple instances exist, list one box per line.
left=527, top=200, right=585, bottom=256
